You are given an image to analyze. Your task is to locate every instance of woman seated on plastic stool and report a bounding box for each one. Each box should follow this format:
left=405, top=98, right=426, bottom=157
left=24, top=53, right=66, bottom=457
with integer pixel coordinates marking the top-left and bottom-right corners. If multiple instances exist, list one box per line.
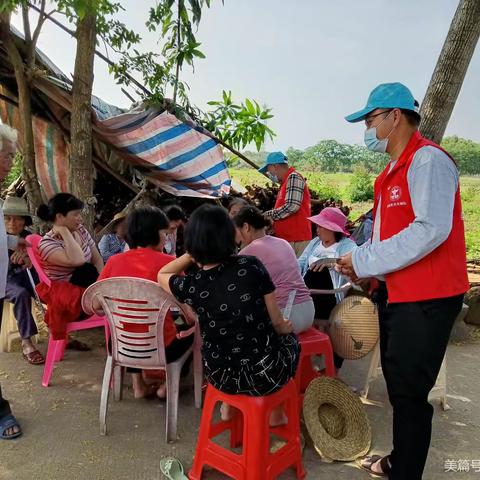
left=298, top=207, right=357, bottom=373
left=3, top=196, right=43, bottom=365
left=96, top=206, right=194, bottom=400
left=158, top=204, right=300, bottom=426
left=233, top=205, right=314, bottom=334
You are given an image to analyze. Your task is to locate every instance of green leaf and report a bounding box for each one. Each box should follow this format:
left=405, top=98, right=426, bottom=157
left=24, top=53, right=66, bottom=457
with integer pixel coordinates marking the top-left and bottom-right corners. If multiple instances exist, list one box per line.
left=260, top=112, right=273, bottom=120
left=245, top=98, right=255, bottom=114
left=76, top=1, right=87, bottom=19
left=187, top=0, right=202, bottom=24
left=192, top=49, right=206, bottom=58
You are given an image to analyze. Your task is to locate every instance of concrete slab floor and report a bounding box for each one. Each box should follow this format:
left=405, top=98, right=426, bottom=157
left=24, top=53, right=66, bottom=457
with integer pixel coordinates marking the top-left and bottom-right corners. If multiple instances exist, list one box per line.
left=0, top=329, right=479, bottom=480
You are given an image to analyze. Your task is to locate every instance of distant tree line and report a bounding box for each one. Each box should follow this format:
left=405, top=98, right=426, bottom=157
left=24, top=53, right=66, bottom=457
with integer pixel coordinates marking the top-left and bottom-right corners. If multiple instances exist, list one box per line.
left=231, top=136, right=480, bottom=175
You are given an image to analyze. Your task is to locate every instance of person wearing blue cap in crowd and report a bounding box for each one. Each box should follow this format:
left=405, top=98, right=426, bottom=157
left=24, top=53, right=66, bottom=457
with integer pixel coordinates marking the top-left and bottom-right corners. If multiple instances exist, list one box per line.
left=337, top=83, right=469, bottom=479
left=258, top=152, right=312, bottom=257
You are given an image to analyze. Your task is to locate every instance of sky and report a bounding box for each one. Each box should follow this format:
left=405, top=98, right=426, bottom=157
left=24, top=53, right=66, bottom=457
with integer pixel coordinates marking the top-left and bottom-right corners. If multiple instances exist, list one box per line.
left=11, top=0, right=480, bottom=151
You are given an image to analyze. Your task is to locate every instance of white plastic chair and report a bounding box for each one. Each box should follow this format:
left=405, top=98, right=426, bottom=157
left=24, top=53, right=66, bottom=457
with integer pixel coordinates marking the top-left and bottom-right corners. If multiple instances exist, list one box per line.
left=82, top=277, right=203, bottom=442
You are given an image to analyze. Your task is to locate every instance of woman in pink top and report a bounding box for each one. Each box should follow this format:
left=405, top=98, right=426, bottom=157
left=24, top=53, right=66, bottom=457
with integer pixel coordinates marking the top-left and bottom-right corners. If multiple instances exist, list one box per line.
left=234, top=206, right=314, bottom=333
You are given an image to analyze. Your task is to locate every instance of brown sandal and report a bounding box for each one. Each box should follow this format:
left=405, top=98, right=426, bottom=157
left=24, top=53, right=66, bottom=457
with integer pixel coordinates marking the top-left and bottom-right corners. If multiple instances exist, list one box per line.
left=23, top=350, right=45, bottom=365
left=357, top=455, right=392, bottom=477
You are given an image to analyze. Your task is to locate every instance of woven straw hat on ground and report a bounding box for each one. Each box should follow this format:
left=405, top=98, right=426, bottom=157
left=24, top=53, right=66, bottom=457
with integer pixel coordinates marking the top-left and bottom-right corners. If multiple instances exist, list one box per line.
left=303, top=376, right=372, bottom=461
left=328, top=295, right=379, bottom=360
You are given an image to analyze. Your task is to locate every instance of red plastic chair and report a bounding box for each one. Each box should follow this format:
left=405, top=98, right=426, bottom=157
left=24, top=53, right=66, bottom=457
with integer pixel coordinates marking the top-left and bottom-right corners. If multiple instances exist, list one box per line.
left=295, top=327, right=335, bottom=396
left=82, top=277, right=203, bottom=442
left=25, top=234, right=107, bottom=387
left=189, top=380, right=305, bottom=480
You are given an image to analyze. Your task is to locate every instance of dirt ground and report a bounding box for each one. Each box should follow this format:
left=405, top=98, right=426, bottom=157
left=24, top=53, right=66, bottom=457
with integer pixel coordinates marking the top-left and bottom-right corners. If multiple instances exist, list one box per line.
left=1, top=329, right=479, bottom=480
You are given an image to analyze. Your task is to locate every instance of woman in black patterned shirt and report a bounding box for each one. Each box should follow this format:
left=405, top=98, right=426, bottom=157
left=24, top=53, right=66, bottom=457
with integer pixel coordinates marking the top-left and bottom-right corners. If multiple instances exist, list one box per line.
left=158, top=204, right=300, bottom=425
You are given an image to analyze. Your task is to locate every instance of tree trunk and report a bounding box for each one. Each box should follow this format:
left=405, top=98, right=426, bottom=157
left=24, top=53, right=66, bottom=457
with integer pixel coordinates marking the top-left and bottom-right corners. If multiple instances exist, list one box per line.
left=0, top=13, right=44, bottom=211
left=70, top=12, right=97, bottom=231
left=420, top=0, right=480, bottom=144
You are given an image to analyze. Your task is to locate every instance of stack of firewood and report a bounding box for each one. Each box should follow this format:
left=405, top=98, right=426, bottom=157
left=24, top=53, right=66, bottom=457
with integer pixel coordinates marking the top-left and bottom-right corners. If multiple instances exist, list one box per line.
left=93, top=175, right=351, bottom=231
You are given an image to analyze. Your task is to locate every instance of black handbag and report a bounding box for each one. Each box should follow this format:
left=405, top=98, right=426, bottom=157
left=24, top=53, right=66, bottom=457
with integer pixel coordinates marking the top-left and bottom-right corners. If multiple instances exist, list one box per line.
left=70, top=263, right=99, bottom=288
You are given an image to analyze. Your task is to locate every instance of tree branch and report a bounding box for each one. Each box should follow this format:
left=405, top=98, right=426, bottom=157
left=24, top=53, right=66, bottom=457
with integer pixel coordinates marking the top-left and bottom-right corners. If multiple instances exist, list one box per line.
left=32, top=0, right=47, bottom=49
left=21, top=5, right=34, bottom=73
left=173, top=0, right=182, bottom=105
left=22, top=5, right=32, bottom=44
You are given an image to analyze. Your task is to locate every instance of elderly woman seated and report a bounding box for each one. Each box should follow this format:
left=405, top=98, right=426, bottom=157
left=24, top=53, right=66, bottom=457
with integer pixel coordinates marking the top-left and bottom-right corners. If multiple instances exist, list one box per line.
left=96, top=206, right=194, bottom=399
left=36, top=193, right=103, bottom=345
left=298, top=207, right=357, bottom=372
left=3, top=197, right=44, bottom=365
left=98, top=212, right=127, bottom=263
left=37, top=193, right=103, bottom=282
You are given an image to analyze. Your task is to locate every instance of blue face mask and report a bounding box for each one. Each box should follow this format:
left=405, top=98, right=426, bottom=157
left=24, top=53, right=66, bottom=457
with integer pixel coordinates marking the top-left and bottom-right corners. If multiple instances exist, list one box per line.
left=364, top=111, right=395, bottom=153
left=267, top=172, right=279, bottom=183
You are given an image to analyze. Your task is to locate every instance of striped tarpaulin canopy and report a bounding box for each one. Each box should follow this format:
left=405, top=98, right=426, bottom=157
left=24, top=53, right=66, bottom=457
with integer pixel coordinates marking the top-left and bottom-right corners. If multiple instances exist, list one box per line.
left=0, top=84, right=231, bottom=199
left=0, top=96, right=69, bottom=198
left=94, top=107, right=231, bottom=198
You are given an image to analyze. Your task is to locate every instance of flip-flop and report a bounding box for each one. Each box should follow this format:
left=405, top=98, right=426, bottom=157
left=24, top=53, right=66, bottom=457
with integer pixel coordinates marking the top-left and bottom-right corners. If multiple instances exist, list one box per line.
left=159, top=457, right=188, bottom=480
left=356, top=455, right=391, bottom=477
left=0, top=414, right=22, bottom=440
left=23, top=350, right=45, bottom=365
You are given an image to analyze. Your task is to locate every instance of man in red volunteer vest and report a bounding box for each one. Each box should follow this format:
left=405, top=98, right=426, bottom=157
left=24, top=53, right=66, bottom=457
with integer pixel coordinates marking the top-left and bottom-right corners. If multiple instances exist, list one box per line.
left=337, top=83, right=469, bottom=480
left=259, top=152, right=311, bottom=256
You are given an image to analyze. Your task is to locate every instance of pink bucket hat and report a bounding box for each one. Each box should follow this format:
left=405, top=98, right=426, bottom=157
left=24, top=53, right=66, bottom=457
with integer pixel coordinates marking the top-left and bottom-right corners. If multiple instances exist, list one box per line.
left=308, top=207, right=350, bottom=236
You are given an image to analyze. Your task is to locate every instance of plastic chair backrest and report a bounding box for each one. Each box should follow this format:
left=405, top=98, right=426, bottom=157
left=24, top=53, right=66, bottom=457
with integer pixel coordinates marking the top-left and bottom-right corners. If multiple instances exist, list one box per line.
left=82, top=277, right=183, bottom=370
left=26, top=234, right=51, bottom=287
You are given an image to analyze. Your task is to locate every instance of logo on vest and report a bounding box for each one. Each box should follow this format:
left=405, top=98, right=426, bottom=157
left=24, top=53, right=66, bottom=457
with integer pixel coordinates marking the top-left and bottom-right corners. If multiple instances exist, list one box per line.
left=389, top=185, right=402, bottom=201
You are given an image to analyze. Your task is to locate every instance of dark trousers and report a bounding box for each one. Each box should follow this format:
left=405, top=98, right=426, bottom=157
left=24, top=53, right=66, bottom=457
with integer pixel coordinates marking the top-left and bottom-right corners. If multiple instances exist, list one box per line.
left=4, top=269, right=38, bottom=339
left=375, top=283, right=463, bottom=480
left=0, top=384, right=12, bottom=419
left=304, top=268, right=344, bottom=369
left=0, top=300, right=12, bottom=419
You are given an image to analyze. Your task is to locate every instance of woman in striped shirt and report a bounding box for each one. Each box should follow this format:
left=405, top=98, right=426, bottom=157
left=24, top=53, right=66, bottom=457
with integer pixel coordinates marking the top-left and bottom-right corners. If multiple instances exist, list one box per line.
left=37, top=194, right=103, bottom=282
left=35, top=194, right=103, bottom=344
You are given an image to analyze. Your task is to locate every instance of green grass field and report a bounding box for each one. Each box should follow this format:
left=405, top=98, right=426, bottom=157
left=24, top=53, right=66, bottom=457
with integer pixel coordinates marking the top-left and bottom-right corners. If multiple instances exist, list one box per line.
left=230, top=169, right=480, bottom=260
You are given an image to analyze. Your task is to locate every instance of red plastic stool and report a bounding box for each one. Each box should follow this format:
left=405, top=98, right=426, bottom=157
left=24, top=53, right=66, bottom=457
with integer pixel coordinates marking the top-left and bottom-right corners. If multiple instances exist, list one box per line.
left=188, top=379, right=305, bottom=480
left=296, top=327, right=335, bottom=394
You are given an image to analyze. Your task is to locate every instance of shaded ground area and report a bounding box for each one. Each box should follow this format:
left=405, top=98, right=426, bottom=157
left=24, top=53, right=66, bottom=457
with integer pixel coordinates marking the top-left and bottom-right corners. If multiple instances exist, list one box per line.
left=1, top=329, right=479, bottom=480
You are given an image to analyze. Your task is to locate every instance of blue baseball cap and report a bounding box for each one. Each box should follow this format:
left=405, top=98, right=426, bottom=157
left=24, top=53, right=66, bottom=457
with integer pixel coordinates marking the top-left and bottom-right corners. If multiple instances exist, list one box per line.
left=258, top=151, right=288, bottom=174
left=345, top=82, right=420, bottom=123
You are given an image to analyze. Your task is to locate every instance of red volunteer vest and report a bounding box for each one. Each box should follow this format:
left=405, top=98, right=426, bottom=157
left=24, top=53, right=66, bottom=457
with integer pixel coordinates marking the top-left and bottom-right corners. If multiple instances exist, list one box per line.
left=373, top=131, right=469, bottom=303
left=273, top=167, right=312, bottom=242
